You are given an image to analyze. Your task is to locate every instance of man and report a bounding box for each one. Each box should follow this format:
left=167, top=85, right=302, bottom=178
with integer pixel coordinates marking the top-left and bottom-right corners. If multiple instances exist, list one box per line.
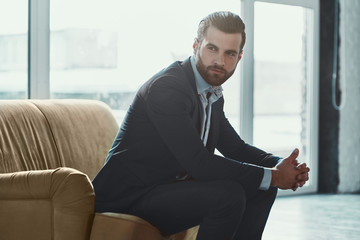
left=93, top=11, right=309, bottom=240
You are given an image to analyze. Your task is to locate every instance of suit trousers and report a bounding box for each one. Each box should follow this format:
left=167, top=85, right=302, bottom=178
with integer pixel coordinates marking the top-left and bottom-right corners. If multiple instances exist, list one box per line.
left=127, top=179, right=277, bottom=240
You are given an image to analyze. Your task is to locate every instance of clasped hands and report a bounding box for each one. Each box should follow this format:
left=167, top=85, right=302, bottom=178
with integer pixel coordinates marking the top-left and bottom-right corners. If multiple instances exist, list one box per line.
left=270, top=148, right=310, bottom=191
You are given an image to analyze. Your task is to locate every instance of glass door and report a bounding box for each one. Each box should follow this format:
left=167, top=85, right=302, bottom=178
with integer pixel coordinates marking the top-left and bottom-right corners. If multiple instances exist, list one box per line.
left=242, top=0, right=319, bottom=195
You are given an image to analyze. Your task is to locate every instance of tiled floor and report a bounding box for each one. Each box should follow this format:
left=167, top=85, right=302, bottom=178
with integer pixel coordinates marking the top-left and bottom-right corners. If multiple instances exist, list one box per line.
left=262, top=194, right=360, bottom=240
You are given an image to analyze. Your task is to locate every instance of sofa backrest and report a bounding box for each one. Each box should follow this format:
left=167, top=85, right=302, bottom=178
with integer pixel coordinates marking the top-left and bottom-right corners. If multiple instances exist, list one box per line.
left=0, top=99, right=118, bottom=180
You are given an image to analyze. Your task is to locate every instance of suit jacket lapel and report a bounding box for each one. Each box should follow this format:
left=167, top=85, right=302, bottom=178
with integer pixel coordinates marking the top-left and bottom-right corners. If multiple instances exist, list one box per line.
left=181, top=57, right=197, bottom=95
left=180, top=58, right=202, bottom=136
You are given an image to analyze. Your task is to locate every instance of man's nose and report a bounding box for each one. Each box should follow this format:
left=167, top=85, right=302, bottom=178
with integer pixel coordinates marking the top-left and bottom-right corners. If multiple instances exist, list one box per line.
left=214, top=53, right=225, bottom=66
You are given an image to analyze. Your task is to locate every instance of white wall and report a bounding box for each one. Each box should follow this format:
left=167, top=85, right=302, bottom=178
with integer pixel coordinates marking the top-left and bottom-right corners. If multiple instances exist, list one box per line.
left=338, top=0, right=360, bottom=193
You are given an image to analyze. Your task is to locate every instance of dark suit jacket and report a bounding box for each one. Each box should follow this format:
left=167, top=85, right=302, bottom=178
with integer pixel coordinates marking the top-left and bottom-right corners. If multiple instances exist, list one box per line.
left=93, top=57, right=280, bottom=213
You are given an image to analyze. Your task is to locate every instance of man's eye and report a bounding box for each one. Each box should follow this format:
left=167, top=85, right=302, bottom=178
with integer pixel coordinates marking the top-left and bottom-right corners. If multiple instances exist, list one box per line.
left=208, top=46, right=216, bottom=51
left=227, top=52, right=237, bottom=57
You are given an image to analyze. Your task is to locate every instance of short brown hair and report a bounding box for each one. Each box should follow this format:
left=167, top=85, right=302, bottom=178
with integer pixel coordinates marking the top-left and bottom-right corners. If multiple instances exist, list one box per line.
left=197, top=11, right=246, bottom=52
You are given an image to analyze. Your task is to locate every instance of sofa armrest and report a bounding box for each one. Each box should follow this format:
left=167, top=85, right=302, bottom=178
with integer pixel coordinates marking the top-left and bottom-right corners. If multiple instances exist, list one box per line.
left=0, top=167, right=95, bottom=240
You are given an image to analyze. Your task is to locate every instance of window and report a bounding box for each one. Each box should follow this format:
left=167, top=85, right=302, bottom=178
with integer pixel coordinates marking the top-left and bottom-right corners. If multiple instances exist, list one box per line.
left=0, top=0, right=28, bottom=99
left=50, top=0, right=242, bottom=125
left=11, top=0, right=319, bottom=194
left=241, top=0, right=319, bottom=194
left=254, top=2, right=313, bottom=192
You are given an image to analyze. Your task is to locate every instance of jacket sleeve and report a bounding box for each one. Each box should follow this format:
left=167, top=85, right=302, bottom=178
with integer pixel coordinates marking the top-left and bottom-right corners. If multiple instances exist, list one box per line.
left=144, top=76, right=265, bottom=195
left=215, top=106, right=281, bottom=168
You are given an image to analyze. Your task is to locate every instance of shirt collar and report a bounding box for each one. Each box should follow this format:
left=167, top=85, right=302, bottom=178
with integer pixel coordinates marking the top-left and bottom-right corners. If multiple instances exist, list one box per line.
left=190, top=56, right=223, bottom=97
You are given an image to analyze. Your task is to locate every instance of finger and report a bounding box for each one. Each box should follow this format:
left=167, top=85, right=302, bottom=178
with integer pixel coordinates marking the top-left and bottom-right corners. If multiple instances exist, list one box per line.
left=289, top=148, right=299, bottom=159
left=296, top=162, right=307, bottom=169
left=296, top=180, right=306, bottom=187
left=297, top=178, right=308, bottom=188
left=296, top=172, right=309, bottom=181
left=292, top=159, right=300, bottom=166
left=297, top=167, right=310, bottom=174
left=284, top=148, right=299, bottom=165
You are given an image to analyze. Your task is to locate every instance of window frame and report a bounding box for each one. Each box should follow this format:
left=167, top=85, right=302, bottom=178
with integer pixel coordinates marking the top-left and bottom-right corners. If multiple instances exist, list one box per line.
left=28, top=0, right=50, bottom=99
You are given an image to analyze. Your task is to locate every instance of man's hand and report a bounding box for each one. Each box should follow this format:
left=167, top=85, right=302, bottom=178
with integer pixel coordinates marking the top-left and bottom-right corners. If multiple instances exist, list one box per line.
left=292, top=161, right=310, bottom=191
left=270, top=148, right=310, bottom=191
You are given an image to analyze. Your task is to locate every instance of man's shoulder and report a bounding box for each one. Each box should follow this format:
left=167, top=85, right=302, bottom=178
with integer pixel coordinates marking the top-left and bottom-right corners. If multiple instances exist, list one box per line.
left=161, top=58, right=193, bottom=80
left=142, top=58, right=195, bottom=91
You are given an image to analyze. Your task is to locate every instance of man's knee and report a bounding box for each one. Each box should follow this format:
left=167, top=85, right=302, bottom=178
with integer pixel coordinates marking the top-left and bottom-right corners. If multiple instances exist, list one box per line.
left=266, top=186, right=278, bottom=203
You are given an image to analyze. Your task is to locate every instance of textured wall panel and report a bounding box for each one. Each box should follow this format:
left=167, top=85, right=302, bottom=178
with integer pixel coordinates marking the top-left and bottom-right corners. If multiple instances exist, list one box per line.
left=338, top=0, right=360, bottom=193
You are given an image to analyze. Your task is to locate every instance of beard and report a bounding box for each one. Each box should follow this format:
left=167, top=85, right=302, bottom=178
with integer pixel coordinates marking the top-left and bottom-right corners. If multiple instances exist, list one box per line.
left=195, top=54, right=236, bottom=87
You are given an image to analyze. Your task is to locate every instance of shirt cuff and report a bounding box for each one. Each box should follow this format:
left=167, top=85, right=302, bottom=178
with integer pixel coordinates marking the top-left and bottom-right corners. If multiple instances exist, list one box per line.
left=259, top=168, right=272, bottom=190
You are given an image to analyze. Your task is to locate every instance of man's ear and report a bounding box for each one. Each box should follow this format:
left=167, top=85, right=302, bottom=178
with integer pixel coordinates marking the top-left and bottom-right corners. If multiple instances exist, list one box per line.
left=193, top=38, right=199, bottom=54
left=237, top=50, right=243, bottom=63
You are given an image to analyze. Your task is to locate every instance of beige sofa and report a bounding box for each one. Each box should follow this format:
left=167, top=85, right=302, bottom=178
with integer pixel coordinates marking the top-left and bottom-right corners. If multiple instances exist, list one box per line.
left=0, top=99, right=198, bottom=240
